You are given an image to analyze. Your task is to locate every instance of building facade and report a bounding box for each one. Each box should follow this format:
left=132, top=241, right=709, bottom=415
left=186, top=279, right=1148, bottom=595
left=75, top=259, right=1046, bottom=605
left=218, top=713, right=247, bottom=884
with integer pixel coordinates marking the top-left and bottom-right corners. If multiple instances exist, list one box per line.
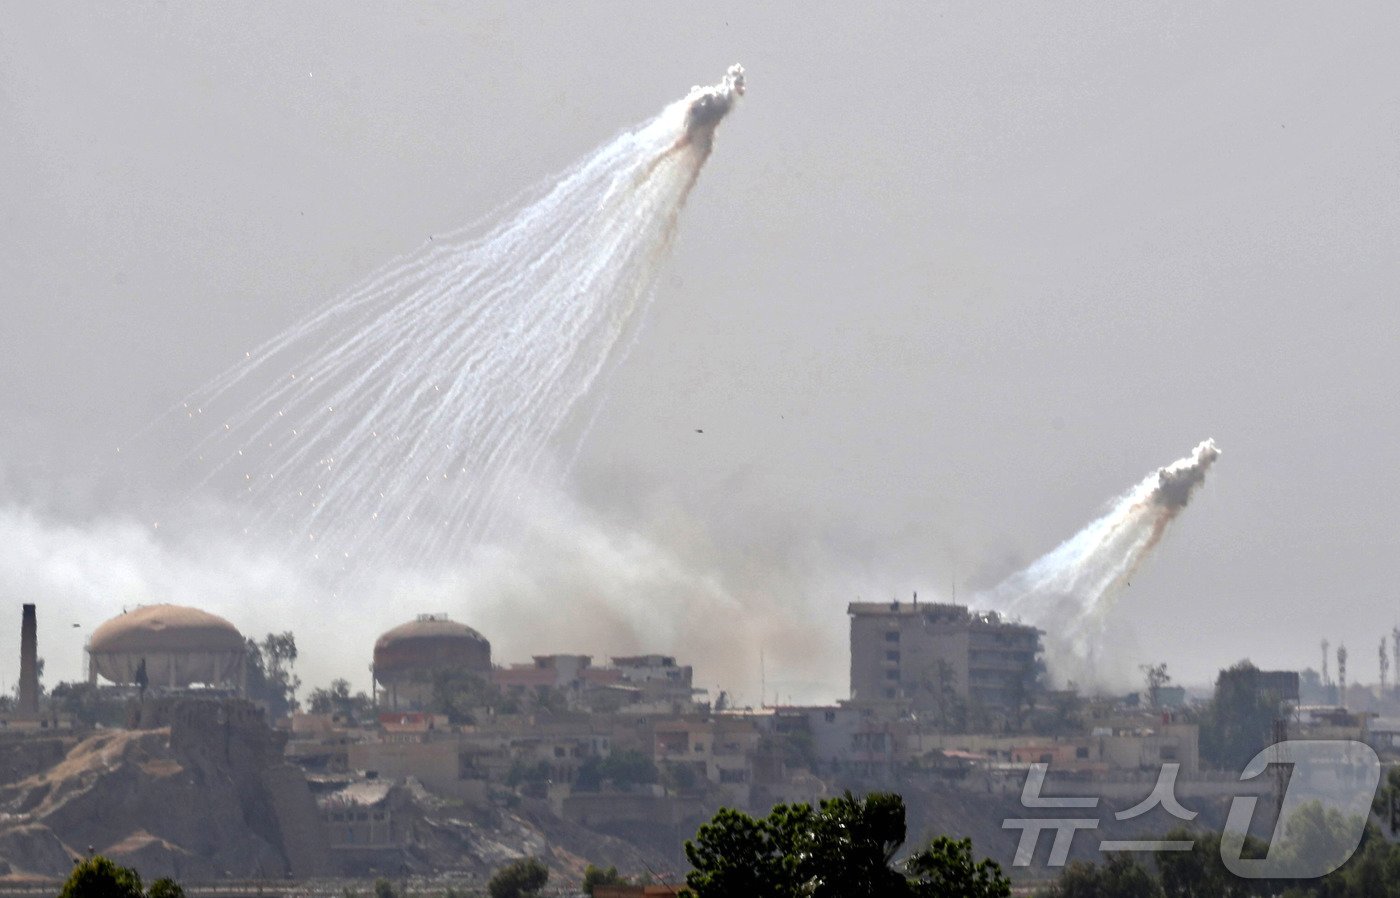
left=849, top=600, right=1042, bottom=718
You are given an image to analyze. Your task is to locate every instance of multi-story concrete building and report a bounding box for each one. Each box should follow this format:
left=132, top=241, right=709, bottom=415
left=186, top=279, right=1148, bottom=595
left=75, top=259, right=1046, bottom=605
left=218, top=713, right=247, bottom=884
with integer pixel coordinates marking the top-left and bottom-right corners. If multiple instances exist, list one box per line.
left=848, top=600, right=1042, bottom=718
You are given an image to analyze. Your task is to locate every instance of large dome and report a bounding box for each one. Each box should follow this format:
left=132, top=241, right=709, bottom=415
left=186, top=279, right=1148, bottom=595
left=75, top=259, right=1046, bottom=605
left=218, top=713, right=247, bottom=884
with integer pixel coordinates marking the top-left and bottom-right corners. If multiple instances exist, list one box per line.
left=88, top=604, right=246, bottom=688
left=373, top=614, right=491, bottom=685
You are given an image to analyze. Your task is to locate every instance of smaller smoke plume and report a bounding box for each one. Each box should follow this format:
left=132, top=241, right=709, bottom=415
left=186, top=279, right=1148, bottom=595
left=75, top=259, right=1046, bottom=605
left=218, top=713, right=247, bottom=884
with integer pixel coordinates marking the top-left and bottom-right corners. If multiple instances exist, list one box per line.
left=681, top=64, right=746, bottom=152
left=1152, top=439, right=1220, bottom=510
left=977, top=439, right=1222, bottom=689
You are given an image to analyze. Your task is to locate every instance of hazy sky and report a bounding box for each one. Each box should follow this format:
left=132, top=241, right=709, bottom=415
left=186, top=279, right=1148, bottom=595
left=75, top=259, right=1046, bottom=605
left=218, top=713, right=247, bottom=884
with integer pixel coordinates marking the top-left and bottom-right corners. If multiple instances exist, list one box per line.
left=3, top=4, right=1398, bottom=702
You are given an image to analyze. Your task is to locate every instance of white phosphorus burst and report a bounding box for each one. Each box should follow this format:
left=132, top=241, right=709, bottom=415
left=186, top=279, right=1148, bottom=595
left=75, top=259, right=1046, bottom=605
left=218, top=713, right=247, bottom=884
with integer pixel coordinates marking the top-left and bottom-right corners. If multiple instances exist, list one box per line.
left=978, top=439, right=1220, bottom=685
left=182, top=66, right=746, bottom=569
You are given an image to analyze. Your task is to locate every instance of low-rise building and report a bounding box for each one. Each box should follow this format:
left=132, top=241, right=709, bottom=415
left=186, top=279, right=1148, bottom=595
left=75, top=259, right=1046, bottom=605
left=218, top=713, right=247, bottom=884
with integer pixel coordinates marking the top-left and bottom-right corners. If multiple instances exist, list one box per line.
left=654, top=716, right=763, bottom=805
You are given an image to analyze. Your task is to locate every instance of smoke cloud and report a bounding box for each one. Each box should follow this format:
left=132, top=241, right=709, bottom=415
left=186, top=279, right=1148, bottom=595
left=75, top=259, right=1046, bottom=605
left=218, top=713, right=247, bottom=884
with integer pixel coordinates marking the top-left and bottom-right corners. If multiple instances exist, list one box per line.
left=977, top=440, right=1221, bottom=690
left=166, top=66, right=745, bottom=572
left=0, top=64, right=854, bottom=706
left=0, top=473, right=854, bottom=704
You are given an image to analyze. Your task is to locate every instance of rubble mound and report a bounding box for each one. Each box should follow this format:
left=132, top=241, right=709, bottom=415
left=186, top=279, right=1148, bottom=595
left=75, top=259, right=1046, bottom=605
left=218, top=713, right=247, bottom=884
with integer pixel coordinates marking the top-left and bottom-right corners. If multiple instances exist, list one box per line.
left=0, top=699, right=329, bottom=881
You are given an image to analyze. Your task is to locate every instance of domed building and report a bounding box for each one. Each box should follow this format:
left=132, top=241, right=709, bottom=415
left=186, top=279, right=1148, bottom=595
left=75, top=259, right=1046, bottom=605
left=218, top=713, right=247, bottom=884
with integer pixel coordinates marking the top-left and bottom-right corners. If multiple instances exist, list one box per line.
left=373, top=614, right=491, bottom=710
left=87, top=604, right=246, bottom=691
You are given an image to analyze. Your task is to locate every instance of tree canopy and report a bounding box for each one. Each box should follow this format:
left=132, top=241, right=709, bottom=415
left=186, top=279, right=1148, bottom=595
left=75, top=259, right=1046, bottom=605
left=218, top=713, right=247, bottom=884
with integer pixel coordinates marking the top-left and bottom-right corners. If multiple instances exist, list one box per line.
left=682, top=791, right=1010, bottom=898
left=59, top=856, right=184, bottom=898
left=487, top=857, right=549, bottom=898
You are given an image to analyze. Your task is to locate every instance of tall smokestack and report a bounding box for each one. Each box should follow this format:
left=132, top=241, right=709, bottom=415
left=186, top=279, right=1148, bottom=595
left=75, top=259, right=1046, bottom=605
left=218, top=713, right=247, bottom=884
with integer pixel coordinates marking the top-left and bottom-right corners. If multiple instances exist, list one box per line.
left=19, top=604, right=38, bottom=715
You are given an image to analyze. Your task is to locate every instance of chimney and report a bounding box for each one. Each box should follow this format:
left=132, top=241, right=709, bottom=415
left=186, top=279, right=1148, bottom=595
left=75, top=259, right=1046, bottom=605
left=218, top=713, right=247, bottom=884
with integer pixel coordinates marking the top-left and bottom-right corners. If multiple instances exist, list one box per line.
left=19, top=604, right=39, bottom=715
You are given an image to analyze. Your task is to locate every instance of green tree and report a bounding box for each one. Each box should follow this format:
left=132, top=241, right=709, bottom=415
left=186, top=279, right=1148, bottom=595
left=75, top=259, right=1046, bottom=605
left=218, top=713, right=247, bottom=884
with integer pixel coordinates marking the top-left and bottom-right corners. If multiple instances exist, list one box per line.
left=1327, top=834, right=1400, bottom=898
left=1155, top=827, right=1272, bottom=898
left=684, top=805, right=804, bottom=898
left=505, top=760, right=551, bottom=786
left=1141, top=663, right=1172, bottom=709
left=146, top=879, right=185, bottom=898
left=245, top=634, right=300, bottom=718
left=683, top=792, right=1009, bottom=898
left=1273, top=799, right=1363, bottom=879
left=905, top=836, right=1011, bottom=897
left=49, top=681, right=126, bottom=727
left=1372, top=765, right=1400, bottom=831
left=582, top=864, right=628, bottom=895
left=1199, top=660, right=1282, bottom=771
left=427, top=668, right=510, bottom=723
left=59, top=856, right=144, bottom=898
left=134, top=657, right=149, bottom=699
left=1044, top=855, right=1162, bottom=898
left=662, top=761, right=699, bottom=792
left=487, top=857, right=549, bottom=898
left=800, top=791, right=911, bottom=897
left=576, top=750, right=659, bottom=791
left=262, top=631, right=301, bottom=712
left=308, top=678, right=373, bottom=720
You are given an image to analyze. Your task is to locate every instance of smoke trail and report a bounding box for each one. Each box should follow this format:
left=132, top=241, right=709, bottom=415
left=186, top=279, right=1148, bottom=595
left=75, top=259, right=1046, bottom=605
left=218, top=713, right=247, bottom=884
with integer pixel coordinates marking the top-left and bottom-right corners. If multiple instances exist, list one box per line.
left=175, top=66, right=745, bottom=568
left=978, top=439, right=1221, bottom=687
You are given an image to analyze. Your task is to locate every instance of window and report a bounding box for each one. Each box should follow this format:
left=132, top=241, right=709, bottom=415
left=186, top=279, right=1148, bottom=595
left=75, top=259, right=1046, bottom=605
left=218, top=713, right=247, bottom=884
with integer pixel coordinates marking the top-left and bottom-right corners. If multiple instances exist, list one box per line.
left=883, top=688, right=896, bottom=699
left=885, top=650, right=900, bottom=662
left=885, top=631, right=900, bottom=643
left=554, top=746, right=566, bottom=758
left=824, top=710, right=836, bottom=723
left=885, top=670, right=899, bottom=681
left=1075, top=746, right=1089, bottom=760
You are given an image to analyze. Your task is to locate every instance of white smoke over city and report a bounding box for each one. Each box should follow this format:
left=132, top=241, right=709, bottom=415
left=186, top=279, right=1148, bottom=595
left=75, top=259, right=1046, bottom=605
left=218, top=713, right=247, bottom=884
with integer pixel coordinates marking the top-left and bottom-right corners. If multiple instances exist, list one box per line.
left=173, top=66, right=746, bottom=571
left=0, top=59, right=1222, bottom=707
left=0, top=479, right=855, bottom=704
left=976, top=439, right=1221, bottom=689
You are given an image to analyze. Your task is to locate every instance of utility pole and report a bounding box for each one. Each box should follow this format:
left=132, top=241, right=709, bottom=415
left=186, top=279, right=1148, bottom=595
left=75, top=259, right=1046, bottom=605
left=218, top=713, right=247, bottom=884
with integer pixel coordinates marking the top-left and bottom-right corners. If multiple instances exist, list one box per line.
left=1273, top=715, right=1289, bottom=815
left=1382, top=638, right=1391, bottom=697
left=1393, top=627, right=1400, bottom=698
left=1338, top=644, right=1349, bottom=709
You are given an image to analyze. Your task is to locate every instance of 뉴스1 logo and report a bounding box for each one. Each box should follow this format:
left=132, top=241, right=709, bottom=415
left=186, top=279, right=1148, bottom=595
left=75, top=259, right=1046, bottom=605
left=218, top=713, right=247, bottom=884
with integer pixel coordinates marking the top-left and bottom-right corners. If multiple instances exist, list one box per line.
left=1002, top=739, right=1380, bottom=878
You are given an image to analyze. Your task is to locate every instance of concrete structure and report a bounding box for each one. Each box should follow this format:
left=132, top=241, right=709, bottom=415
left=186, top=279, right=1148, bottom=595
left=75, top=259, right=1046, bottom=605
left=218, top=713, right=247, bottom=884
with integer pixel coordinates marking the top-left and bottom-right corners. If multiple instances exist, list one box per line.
left=373, top=614, right=491, bottom=710
left=87, top=604, right=245, bottom=690
left=491, top=653, right=701, bottom=713
left=849, top=600, right=1041, bottom=716
left=18, top=604, right=38, bottom=715
left=322, top=784, right=394, bottom=843
left=654, top=716, right=763, bottom=804
left=1255, top=670, right=1302, bottom=703
left=612, top=655, right=695, bottom=695
left=1365, top=717, right=1400, bottom=755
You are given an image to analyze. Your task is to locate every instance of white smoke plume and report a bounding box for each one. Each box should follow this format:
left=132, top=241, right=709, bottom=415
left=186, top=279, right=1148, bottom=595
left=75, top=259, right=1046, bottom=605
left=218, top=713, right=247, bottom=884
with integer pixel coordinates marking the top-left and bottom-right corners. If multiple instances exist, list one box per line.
left=977, top=439, right=1221, bottom=689
left=0, top=480, right=851, bottom=705
left=169, top=66, right=746, bottom=570
left=0, top=63, right=854, bottom=705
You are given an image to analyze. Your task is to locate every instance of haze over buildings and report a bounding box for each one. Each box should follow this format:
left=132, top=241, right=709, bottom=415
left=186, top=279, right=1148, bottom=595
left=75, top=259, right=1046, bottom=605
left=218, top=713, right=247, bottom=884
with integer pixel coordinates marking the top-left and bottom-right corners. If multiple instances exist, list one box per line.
left=3, top=4, right=1400, bottom=703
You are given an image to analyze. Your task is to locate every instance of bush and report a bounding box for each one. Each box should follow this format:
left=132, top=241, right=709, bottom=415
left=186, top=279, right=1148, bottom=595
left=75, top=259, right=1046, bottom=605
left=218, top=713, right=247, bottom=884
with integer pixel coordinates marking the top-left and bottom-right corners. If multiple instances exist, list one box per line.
left=1044, top=855, right=1162, bottom=898
left=576, top=750, right=660, bottom=791
left=59, top=857, right=145, bottom=898
left=583, top=864, right=628, bottom=895
left=147, top=880, right=186, bottom=898
left=488, top=857, right=550, bottom=898
left=373, top=878, right=398, bottom=898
